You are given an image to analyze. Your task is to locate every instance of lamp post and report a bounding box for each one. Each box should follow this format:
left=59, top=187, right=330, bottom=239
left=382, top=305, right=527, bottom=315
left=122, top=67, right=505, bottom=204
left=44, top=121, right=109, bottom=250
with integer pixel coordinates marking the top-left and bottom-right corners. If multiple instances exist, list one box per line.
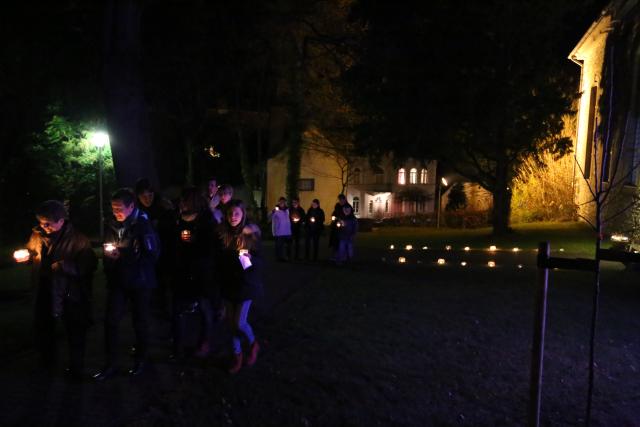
left=91, top=131, right=109, bottom=241
left=436, top=177, right=448, bottom=229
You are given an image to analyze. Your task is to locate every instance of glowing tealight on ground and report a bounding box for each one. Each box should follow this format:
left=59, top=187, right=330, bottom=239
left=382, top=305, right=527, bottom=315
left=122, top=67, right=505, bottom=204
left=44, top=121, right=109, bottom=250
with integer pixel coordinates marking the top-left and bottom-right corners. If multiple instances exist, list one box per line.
left=464, top=246, right=470, bottom=251
left=512, top=247, right=520, bottom=252
left=460, top=261, right=467, bottom=266
left=489, top=245, right=497, bottom=251
left=517, top=264, right=523, bottom=269
left=437, top=258, right=446, bottom=265
left=398, top=257, right=406, bottom=263
left=405, top=245, right=413, bottom=250
left=390, top=245, right=395, bottom=250
left=422, top=246, right=428, bottom=250
left=488, top=261, right=496, bottom=268
left=445, top=245, right=452, bottom=250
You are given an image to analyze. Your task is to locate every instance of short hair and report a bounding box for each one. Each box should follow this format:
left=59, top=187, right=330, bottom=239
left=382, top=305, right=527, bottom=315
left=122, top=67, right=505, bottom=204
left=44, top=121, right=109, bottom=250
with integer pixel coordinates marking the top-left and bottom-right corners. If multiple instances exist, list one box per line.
left=35, top=200, right=67, bottom=222
left=134, top=178, right=153, bottom=195
left=111, top=188, right=136, bottom=206
left=180, top=186, right=208, bottom=214
left=312, top=198, right=320, bottom=205
left=338, top=194, right=346, bottom=200
left=278, top=196, right=287, bottom=202
left=292, top=197, right=300, bottom=202
left=219, top=184, right=233, bottom=195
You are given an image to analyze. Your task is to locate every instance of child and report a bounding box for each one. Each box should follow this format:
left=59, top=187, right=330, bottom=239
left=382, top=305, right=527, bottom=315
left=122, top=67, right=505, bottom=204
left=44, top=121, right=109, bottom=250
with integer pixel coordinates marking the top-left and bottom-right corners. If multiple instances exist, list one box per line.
left=336, top=204, right=358, bottom=265
left=217, top=200, right=263, bottom=374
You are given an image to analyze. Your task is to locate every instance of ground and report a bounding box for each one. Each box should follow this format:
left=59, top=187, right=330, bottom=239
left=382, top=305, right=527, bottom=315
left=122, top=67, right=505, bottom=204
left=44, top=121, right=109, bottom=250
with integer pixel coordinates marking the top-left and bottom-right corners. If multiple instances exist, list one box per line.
left=0, top=222, right=639, bottom=426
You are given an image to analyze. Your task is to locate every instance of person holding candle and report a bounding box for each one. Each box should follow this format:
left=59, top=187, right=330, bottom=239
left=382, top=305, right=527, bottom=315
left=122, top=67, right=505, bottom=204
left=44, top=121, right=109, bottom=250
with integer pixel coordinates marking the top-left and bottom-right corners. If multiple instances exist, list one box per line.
left=270, top=197, right=292, bottom=262
left=304, top=199, right=325, bottom=261
left=212, top=184, right=234, bottom=224
left=94, top=188, right=161, bottom=381
left=329, top=194, right=351, bottom=261
left=21, top=200, right=97, bottom=381
left=289, top=197, right=306, bottom=261
left=336, top=204, right=358, bottom=265
left=216, top=200, right=263, bottom=374
left=171, top=187, right=217, bottom=360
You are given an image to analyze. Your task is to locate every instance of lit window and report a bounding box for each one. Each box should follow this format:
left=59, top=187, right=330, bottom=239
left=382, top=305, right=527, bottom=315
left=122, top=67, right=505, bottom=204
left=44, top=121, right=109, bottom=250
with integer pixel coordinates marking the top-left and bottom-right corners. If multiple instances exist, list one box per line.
left=351, top=168, right=361, bottom=184
left=398, top=168, right=406, bottom=185
left=409, top=168, right=417, bottom=184
left=297, top=179, right=315, bottom=191
left=353, top=197, right=360, bottom=214
left=420, top=168, right=428, bottom=184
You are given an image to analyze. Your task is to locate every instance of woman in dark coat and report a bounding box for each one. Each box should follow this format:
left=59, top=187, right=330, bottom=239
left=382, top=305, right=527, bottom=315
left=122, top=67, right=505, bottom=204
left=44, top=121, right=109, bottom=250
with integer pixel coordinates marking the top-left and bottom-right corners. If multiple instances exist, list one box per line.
left=304, top=198, right=325, bottom=261
left=217, top=199, right=263, bottom=374
left=172, top=187, right=217, bottom=359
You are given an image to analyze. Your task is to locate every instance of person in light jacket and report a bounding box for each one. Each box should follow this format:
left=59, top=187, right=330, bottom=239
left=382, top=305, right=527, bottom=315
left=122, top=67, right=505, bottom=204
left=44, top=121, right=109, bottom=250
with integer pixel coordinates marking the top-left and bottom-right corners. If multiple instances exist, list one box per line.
left=270, top=197, right=292, bottom=261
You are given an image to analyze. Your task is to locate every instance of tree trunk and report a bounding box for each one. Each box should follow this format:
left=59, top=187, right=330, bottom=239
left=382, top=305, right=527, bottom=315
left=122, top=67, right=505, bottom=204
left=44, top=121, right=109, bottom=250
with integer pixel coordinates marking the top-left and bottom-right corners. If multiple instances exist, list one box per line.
left=286, top=59, right=304, bottom=202
left=103, top=0, right=158, bottom=188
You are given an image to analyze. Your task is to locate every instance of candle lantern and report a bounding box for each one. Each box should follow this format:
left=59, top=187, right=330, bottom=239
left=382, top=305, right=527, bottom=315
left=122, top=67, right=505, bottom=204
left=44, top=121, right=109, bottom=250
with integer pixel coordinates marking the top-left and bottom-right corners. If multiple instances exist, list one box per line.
left=460, top=261, right=467, bottom=267
left=437, top=258, right=446, bottom=265
left=292, top=216, right=300, bottom=223
left=398, top=257, right=406, bottom=263
left=181, top=230, right=192, bottom=242
left=405, top=245, right=413, bottom=251
left=488, top=261, right=496, bottom=268
left=331, top=215, right=336, bottom=221
left=13, top=249, right=30, bottom=263
left=310, top=217, right=316, bottom=223
left=464, top=246, right=470, bottom=251
left=103, top=243, right=116, bottom=253
left=445, top=245, right=452, bottom=251
left=489, top=245, right=497, bottom=251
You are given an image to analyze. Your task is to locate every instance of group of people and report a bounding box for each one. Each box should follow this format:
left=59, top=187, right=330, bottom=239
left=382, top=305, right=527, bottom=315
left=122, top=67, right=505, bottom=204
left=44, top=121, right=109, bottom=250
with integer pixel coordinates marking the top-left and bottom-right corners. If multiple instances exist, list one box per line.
left=19, top=176, right=262, bottom=382
left=270, top=193, right=358, bottom=265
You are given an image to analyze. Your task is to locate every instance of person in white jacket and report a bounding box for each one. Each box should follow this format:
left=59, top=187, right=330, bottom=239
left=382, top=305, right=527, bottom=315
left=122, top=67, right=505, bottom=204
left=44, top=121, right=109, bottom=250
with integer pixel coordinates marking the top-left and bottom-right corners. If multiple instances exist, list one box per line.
left=271, top=197, right=292, bottom=261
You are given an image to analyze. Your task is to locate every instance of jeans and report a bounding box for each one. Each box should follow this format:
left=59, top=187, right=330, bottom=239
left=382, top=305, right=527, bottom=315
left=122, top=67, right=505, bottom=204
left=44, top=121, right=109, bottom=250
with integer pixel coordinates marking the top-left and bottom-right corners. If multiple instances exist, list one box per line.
left=305, top=233, right=321, bottom=260
left=337, top=239, right=354, bottom=262
left=227, top=300, right=255, bottom=354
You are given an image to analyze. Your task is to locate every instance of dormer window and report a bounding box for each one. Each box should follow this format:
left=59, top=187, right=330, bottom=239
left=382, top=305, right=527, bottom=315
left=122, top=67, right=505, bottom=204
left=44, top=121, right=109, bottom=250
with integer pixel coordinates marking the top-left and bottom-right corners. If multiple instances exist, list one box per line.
left=409, top=168, right=418, bottom=184
left=398, top=168, right=406, bottom=185
left=420, top=168, right=428, bottom=184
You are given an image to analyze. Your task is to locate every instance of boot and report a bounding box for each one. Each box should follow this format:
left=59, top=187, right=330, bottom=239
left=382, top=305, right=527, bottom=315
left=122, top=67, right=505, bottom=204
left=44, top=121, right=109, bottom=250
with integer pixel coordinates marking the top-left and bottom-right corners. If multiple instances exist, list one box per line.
left=245, top=341, right=260, bottom=366
left=195, top=341, right=210, bottom=358
left=228, top=353, right=243, bottom=374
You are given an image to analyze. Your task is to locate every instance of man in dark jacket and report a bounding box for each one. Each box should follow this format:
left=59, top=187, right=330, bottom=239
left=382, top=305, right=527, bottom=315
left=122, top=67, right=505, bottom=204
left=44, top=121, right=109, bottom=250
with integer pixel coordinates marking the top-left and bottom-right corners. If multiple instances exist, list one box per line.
left=94, top=188, right=160, bottom=381
left=289, top=197, right=306, bottom=260
left=21, top=200, right=97, bottom=381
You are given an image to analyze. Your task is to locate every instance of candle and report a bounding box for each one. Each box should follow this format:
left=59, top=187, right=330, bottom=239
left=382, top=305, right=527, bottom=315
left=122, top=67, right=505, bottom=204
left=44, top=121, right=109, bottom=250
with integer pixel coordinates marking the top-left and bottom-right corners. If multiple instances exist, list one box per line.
left=437, top=258, right=446, bottom=265
left=460, top=261, right=467, bottom=267
left=405, top=245, right=413, bottom=251
left=310, top=217, right=316, bottom=223
left=488, top=261, right=496, bottom=268
left=103, top=243, right=116, bottom=253
left=336, top=220, right=343, bottom=228
left=181, top=230, right=192, bottom=242
left=389, top=244, right=395, bottom=250
left=398, top=257, right=406, bottom=263
left=239, top=249, right=249, bottom=256
left=292, top=217, right=300, bottom=223
left=464, top=246, right=470, bottom=251
left=13, top=249, right=30, bottom=263
left=331, top=215, right=336, bottom=221
left=445, top=245, right=452, bottom=251
left=489, top=245, right=497, bottom=251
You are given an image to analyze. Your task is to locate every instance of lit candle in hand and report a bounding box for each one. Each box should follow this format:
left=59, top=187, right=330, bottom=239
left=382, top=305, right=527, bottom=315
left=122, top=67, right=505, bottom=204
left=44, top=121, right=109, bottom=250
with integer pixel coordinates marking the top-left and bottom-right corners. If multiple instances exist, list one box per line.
left=310, top=217, right=316, bottom=223
left=181, top=230, right=192, bottom=242
left=103, top=243, right=116, bottom=253
left=13, top=249, right=30, bottom=263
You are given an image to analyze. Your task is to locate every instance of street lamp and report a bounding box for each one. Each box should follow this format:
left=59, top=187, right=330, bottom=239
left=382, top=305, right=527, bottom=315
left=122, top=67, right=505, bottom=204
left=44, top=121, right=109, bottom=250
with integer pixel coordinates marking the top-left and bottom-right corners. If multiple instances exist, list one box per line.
left=436, top=177, right=448, bottom=229
left=91, top=131, right=109, bottom=241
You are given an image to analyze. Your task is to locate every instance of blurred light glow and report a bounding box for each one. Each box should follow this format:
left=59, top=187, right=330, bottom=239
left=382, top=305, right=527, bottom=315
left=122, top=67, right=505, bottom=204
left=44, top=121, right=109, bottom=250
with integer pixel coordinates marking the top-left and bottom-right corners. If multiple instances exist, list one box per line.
left=437, top=258, right=446, bottom=265
left=488, top=261, right=496, bottom=268
left=90, top=131, right=110, bottom=148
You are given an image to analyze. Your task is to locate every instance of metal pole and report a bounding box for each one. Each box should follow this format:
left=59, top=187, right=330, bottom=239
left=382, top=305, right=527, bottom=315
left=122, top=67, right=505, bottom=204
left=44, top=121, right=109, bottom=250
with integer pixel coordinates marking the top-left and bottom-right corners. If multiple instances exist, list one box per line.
left=529, top=241, right=550, bottom=427
left=98, top=145, right=104, bottom=242
left=436, top=183, right=442, bottom=228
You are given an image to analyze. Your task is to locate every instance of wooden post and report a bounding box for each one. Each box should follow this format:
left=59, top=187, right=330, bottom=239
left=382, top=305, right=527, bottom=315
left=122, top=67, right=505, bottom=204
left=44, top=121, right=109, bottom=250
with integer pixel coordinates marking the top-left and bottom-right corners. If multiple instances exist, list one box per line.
left=529, top=241, right=550, bottom=427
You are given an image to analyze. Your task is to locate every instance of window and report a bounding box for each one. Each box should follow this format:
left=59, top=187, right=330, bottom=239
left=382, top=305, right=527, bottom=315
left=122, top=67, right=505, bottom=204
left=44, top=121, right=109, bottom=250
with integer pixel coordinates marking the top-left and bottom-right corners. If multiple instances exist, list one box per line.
left=368, top=200, right=373, bottom=214
left=375, top=172, right=384, bottom=184
left=398, top=168, right=406, bottom=185
left=353, top=197, right=360, bottom=214
left=409, top=168, right=417, bottom=184
left=385, top=199, right=389, bottom=213
left=297, top=178, right=315, bottom=191
left=351, top=168, right=361, bottom=184
left=420, top=168, right=428, bottom=184
left=583, top=86, right=597, bottom=179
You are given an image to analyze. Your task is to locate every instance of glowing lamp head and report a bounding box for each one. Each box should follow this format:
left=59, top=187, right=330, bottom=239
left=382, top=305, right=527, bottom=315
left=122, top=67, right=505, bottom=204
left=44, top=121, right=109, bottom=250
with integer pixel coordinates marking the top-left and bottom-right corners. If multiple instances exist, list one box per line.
left=441, top=177, right=448, bottom=186
left=422, top=246, right=428, bottom=250
left=517, top=264, right=523, bottom=269
left=91, top=131, right=110, bottom=148
left=275, top=206, right=280, bottom=211
left=292, top=217, right=300, bottom=223
left=437, top=258, right=446, bottom=265
left=13, top=249, right=30, bottom=263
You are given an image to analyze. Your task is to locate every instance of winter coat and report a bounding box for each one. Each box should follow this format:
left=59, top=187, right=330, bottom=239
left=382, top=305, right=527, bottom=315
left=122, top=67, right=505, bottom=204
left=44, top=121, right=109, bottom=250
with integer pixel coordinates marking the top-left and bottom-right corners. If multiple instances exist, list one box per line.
left=337, top=216, right=358, bottom=241
left=103, top=208, right=161, bottom=289
left=216, top=222, right=264, bottom=303
left=26, top=222, right=97, bottom=317
left=271, top=208, right=292, bottom=237
left=173, top=211, right=217, bottom=299
left=289, top=206, right=306, bottom=235
left=305, top=207, right=325, bottom=235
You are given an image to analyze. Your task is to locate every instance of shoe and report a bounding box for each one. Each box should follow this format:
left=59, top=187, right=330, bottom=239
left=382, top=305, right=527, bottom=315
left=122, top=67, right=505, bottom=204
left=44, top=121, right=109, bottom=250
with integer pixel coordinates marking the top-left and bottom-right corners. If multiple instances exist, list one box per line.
left=245, top=341, right=260, bottom=366
left=194, top=341, right=210, bottom=358
left=64, top=368, right=84, bottom=384
left=128, top=361, right=146, bottom=376
left=93, top=365, right=118, bottom=381
left=228, top=353, right=243, bottom=374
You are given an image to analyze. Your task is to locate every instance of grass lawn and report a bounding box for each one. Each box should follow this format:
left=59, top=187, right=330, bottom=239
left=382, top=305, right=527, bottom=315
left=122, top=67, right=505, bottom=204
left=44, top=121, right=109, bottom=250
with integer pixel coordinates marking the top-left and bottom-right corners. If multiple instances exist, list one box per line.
left=0, top=221, right=638, bottom=426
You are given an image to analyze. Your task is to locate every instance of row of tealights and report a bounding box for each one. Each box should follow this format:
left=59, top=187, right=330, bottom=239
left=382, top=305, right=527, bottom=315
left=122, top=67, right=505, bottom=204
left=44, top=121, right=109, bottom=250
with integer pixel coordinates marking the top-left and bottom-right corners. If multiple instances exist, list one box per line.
left=392, top=256, right=523, bottom=269
left=389, top=244, right=565, bottom=253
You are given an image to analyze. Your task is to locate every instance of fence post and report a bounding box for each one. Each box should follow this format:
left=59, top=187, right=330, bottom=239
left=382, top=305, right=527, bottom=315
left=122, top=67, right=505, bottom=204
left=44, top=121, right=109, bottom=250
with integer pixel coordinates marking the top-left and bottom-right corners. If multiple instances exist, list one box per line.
left=529, top=241, right=550, bottom=427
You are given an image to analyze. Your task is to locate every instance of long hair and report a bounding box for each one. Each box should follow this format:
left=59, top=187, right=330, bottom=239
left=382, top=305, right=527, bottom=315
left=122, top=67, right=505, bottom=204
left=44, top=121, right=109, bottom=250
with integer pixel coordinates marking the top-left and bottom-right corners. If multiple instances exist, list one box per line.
left=219, top=200, right=261, bottom=251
